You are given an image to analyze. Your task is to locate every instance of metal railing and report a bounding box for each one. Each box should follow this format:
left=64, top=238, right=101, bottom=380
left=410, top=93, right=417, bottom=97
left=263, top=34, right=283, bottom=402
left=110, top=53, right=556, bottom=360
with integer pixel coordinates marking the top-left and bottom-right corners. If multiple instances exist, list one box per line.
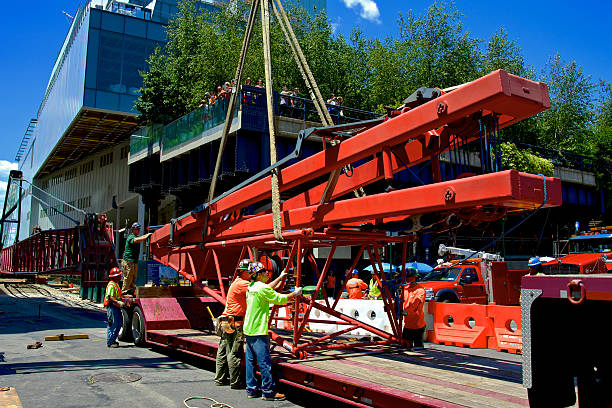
left=130, top=86, right=381, bottom=156
left=509, top=141, right=611, bottom=173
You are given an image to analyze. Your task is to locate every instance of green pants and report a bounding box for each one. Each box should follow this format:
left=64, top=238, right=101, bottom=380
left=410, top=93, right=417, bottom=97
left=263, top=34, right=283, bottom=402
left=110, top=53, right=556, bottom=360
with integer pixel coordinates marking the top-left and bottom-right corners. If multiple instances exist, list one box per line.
left=215, top=325, right=244, bottom=386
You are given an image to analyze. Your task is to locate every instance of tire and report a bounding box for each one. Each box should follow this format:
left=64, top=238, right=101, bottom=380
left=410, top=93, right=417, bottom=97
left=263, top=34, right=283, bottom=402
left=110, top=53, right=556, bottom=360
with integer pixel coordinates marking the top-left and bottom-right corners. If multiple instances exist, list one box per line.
left=118, top=308, right=133, bottom=342
left=132, top=306, right=146, bottom=346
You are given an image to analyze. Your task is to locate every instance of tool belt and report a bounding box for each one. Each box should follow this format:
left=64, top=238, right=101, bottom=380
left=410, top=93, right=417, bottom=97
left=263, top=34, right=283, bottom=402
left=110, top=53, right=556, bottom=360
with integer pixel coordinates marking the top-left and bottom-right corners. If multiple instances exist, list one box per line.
left=219, top=315, right=244, bottom=334
left=219, top=315, right=244, bottom=322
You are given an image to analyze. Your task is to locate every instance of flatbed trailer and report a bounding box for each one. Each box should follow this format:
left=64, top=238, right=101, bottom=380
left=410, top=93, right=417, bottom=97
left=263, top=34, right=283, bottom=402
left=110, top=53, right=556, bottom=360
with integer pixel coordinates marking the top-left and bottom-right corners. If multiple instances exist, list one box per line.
left=145, top=328, right=527, bottom=407
left=119, top=288, right=527, bottom=407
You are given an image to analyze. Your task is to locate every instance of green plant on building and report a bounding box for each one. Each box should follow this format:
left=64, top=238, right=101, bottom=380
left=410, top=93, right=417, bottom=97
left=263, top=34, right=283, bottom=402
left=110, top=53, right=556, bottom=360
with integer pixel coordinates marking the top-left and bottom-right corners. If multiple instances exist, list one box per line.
left=499, top=142, right=554, bottom=176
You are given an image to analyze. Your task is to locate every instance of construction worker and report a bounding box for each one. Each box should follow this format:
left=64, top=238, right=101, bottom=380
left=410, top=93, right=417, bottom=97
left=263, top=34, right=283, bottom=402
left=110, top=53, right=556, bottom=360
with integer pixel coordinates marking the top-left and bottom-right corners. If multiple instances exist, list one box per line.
left=121, top=222, right=152, bottom=294
left=368, top=274, right=381, bottom=299
left=346, top=269, right=368, bottom=299
left=243, top=262, right=302, bottom=401
left=402, top=267, right=426, bottom=350
left=104, top=267, right=125, bottom=348
left=326, top=271, right=336, bottom=298
left=215, top=259, right=251, bottom=388
left=528, top=256, right=544, bottom=275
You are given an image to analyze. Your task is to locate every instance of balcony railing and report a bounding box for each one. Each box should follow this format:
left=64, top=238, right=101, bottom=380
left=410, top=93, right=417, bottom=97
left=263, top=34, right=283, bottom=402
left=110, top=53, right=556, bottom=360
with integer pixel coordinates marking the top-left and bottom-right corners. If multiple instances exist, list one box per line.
left=130, top=86, right=381, bottom=157
left=510, top=141, right=612, bottom=173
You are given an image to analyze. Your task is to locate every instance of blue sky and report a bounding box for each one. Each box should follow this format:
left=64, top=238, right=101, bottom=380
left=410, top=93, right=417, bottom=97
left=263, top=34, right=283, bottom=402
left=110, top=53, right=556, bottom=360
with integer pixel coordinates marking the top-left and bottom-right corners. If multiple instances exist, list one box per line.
left=1, top=0, right=611, bottom=196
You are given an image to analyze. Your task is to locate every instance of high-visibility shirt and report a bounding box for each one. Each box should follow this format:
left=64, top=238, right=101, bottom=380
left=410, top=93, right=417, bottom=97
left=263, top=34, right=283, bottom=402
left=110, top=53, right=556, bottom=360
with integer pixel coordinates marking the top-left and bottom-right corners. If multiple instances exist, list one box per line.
left=346, top=278, right=368, bottom=299
left=326, top=275, right=336, bottom=289
left=221, top=276, right=250, bottom=324
left=244, top=281, right=288, bottom=336
left=104, top=281, right=121, bottom=307
left=369, top=278, right=381, bottom=299
left=403, top=284, right=426, bottom=329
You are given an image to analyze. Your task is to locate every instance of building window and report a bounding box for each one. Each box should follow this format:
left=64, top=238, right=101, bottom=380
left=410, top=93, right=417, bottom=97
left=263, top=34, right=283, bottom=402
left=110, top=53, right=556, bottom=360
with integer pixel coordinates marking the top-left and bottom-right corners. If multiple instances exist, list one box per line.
left=100, top=152, right=114, bottom=167
left=80, top=161, right=94, bottom=175
left=78, top=196, right=92, bottom=209
left=64, top=168, right=77, bottom=181
left=50, top=175, right=62, bottom=186
left=120, top=145, right=130, bottom=160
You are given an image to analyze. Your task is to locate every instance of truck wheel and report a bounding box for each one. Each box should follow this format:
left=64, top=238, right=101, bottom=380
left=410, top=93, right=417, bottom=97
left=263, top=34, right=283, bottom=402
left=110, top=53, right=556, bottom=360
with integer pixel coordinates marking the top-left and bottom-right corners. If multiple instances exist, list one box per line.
left=132, top=306, right=146, bottom=346
left=118, top=308, right=133, bottom=342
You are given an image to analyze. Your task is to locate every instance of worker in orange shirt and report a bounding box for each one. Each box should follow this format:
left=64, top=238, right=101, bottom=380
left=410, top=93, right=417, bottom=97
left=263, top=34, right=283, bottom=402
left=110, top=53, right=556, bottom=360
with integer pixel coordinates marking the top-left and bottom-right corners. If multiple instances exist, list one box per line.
left=215, top=259, right=251, bottom=388
left=346, top=269, right=368, bottom=299
left=402, top=267, right=426, bottom=350
left=326, top=272, right=336, bottom=298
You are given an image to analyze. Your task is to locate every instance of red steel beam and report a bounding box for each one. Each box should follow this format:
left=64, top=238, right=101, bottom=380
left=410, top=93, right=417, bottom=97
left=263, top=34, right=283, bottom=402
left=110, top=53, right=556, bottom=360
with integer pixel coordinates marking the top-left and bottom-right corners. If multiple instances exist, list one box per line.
left=151, top=70, right=550, bottom=248
left=190, top=170, right=561, bottom=241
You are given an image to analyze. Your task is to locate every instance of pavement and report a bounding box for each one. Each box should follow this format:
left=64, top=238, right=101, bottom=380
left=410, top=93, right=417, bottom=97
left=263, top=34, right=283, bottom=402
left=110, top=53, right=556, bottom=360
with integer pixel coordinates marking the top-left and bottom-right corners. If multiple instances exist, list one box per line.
left=0, top=283, right=327, bottom=408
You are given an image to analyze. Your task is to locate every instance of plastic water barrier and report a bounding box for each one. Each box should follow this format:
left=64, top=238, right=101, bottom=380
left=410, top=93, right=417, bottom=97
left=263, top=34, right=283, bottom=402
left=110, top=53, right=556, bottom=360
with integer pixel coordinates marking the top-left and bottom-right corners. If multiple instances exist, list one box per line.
left=309, top=299, right=392, bottom=336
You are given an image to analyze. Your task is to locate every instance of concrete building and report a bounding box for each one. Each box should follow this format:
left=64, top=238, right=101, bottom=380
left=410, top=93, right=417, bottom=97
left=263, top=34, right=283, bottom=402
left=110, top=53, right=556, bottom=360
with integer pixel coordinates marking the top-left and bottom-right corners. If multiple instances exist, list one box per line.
left=10, top=0, right=327, bottom=249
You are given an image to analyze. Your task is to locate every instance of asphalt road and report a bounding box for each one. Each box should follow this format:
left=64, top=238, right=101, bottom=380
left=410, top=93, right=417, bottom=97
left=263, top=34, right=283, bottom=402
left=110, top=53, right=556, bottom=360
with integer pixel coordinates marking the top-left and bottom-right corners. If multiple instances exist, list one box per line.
left=0, top=283, right=323, bottom=408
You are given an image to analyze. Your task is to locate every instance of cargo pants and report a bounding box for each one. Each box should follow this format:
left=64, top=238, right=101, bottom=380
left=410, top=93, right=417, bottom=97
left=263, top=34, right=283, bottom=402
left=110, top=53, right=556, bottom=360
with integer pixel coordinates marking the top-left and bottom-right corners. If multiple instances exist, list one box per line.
left=215, top=325, right=244, bottom=387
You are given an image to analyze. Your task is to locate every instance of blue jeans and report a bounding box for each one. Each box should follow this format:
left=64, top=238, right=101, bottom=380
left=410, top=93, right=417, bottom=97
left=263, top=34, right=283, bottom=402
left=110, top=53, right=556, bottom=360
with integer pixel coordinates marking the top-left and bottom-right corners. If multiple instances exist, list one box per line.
left=106, top=305, right=122, bottom=346
left=245, top=335, right=275, bottom=397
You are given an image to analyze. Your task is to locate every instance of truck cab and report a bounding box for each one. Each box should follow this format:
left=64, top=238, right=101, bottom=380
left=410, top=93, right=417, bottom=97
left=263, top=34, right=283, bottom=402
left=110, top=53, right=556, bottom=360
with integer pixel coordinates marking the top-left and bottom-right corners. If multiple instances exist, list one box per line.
left=542, top=230, right=612, bottom=274
left=417, top=261, right=487, bottom=304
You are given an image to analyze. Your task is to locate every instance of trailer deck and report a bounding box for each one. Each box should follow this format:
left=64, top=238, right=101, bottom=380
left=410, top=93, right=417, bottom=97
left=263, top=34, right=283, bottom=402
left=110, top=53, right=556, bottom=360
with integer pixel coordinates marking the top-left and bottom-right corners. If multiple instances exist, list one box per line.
left=146, top=328, right=527, bottom=408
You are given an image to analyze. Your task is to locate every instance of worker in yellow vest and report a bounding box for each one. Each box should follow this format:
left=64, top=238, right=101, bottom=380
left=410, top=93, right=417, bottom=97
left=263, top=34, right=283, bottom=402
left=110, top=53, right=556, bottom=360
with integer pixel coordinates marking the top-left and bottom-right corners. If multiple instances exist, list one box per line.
left=104, top=267, right=125, bottom=348
left=368, top=274, right=381, bottom=299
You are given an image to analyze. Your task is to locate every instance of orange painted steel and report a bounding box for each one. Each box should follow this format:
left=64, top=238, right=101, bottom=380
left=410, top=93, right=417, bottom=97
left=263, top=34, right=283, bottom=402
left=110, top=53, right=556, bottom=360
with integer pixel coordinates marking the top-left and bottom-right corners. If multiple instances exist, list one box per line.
left=143, top=70, right=560, bottom=358
left=427, top=301, right=492, bottom=349
left=487, top=304, right=522, bottom=354
left=150, top=70, right=551, bottom=249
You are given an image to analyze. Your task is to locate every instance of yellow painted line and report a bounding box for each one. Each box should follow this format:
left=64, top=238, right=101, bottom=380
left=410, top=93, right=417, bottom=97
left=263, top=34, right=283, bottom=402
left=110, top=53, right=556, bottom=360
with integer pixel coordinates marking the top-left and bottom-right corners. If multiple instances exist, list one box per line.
left=0, top=387, right=23, bottom=408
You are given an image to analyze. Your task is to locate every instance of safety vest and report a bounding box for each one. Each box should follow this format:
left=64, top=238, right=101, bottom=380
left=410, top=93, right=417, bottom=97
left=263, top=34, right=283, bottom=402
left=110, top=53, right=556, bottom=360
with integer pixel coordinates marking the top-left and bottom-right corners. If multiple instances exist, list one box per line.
left=104, top=281, right=121, bottom=307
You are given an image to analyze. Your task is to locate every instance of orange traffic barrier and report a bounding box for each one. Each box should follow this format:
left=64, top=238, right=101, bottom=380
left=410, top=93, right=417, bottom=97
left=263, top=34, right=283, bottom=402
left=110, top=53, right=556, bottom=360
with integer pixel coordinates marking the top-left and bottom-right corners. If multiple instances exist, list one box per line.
left=487, top=304, right=522, bottom=354
left=427, top=301, right=491, bottom=348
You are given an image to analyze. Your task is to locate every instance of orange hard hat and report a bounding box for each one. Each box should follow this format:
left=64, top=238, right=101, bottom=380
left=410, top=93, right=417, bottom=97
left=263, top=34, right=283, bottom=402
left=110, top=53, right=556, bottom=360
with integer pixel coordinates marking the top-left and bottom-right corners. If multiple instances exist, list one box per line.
left=109, top=267, right=122, bottom=278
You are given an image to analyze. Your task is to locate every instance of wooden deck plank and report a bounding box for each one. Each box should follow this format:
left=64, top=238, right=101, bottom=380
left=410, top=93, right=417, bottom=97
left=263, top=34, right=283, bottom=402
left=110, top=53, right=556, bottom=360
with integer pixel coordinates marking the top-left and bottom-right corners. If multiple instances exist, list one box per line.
left=353, top=353, right=526, bottom=399
left=150, top=329, right=528, bottom=407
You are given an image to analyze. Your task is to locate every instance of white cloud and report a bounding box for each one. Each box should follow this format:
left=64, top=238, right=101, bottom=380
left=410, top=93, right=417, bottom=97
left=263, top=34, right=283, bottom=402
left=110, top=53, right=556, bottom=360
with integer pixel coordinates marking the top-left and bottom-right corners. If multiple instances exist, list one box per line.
left=0, top=160, right=18, bottom=179
left=0, top=161, right=18, bottom=199
left=341, top=0, right=381, bottom=23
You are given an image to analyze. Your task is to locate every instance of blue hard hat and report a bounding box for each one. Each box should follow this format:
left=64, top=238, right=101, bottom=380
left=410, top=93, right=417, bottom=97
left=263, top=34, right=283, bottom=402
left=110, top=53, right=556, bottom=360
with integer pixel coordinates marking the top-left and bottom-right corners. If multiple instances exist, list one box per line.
left=528, top=256, right=542, bottom=267
left=352, top=269, right=359, bottom=275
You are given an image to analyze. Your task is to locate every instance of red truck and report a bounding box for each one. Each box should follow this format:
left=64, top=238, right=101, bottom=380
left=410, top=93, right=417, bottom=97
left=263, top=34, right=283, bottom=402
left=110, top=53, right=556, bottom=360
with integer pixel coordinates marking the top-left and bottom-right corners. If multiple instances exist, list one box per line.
left=417, top=246, right=524, bottom=305
left=542, top=229, right=612, bottom=274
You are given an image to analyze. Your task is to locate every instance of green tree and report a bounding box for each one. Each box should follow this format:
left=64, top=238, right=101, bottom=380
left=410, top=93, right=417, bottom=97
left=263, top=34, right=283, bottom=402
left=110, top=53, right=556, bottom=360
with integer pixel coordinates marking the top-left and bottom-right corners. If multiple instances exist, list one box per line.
left=537, top=53, right=596, bottom=153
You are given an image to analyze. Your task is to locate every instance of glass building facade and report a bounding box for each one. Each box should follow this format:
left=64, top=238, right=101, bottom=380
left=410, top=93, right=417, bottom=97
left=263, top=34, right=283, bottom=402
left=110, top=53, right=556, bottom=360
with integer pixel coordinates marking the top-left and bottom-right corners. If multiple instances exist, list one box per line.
left=84, top=8, right=165, bottom=112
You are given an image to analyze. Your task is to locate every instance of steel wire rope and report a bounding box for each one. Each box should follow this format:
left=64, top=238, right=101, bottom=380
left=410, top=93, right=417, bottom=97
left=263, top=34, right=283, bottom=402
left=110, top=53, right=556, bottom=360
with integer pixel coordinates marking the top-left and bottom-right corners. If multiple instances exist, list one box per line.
left=14, top=177, right=86, bottom=215
left=183, top=396, right=233, bottom=408
left=11, top=180, right=81, bottom=225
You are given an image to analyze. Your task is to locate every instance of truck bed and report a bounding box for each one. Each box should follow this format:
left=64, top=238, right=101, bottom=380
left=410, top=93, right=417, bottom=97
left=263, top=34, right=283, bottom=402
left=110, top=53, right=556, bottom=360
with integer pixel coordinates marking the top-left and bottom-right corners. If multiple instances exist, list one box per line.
left=146, top=329, right=527, bottom=407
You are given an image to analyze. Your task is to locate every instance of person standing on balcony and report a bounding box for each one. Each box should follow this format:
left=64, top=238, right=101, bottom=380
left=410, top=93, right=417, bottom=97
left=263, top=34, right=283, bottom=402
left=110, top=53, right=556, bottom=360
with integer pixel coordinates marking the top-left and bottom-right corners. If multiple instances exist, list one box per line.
left=291, top=87, right=303, bottom=119
left=279, top=85, right=292, bottom=117
left=402, top=267, right=426, bottom=350
left=215, top=259, right=251, bottom=389
left=243, top=262, right=301, bottom=401
left=121, top=222, right=152, bottom=295
left=256, top=79, right=264, bottom=88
